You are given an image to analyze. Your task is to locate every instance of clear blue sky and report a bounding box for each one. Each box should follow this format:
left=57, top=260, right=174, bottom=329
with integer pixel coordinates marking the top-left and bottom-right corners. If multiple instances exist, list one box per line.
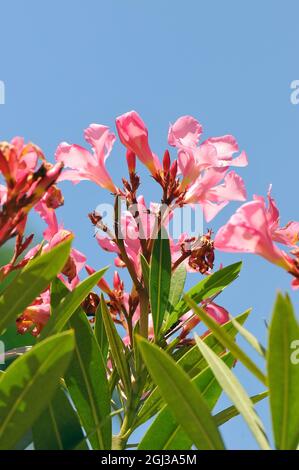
left=1, top=0, right=299, bottom=450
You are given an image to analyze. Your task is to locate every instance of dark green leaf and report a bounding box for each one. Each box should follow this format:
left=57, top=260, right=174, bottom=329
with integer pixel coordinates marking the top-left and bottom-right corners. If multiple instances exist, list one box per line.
left=33, top=386, right=88, bottom=450
left=166, top=263, right=186, bottom=316
left=149, top=227, right=171, bottom=338
left=64, top=310, right=111, bottom=450
left=100, top=295, right=131, bottom=396
left=140, top=254, right=150, bottom=292
left=40, top=267, right=108, bottom=339
left=94, top=303, right=108, bottom=361
left=0, top=331, right=75, bottom=450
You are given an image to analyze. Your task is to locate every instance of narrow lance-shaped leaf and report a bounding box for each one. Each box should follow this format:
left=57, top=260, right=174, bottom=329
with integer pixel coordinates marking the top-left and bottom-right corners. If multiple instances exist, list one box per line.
left=0, top=238, right=72, bottom=334
left=138, top=352, right=234, bottom=450
left=0, top=331, right=75, bottom=450
left=166, top=263, right=186, bottom=317
left=50, top=276, right=69, bottom=311
left=184, top=296, right=266, bottom=385
left=136, top=309, right=251, bottom=427
left=94, top=303, right=108, bottom=362
left=149, top=227, right=171, bottom=338
left=32, top=385, right=88, bottom=450
left=268, top=293, right=299, bottom=450
left=195, top=334, right=270, bottom=450
left=100, top=295, right=131, bottom=397
left=64, top=309, right=111, bottom=450
left=229, top=314, right=266, bottom=357
left=137, top=336, right=225, bottom=450
left=140, top=254, right=150, bottom=292
left=215, top=391, right=268, bottom=427
left=40, top=267, right=108, bottom=339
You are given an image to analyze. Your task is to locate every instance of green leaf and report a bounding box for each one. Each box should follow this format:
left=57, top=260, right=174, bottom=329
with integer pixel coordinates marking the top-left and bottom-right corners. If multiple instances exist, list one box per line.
left=40, top=267, right=108, bottom=339
left=229, top=315, right=265, bottom=357
left=138, top=352, right=234, bottom=450
left=195, top=334, right=270, bottom=450
left=140, top=254, right=150, bottom=292
left=0, top=239, right=72, bottom=334
left=0, top=330, right=75, bottom=450
left=64, top=309, right=111, bottom=450
left=100, top=295, right=131, bottom=396
left=32, top=386, right=88, bottom=450
left=166, top=263, right=186, bottom=316
left=149, top=227, right=171, bottom=338
left=14, top=429, right=33, bottom=450
left=185, top=297, right=266, bottom=385
left=50, top=277, right=69, bottom=311
left=164, top=262, right=242, bottom=331
left=94, top=303, right=108, bottom=362
left=268, top=293, right=299, bottom=450
left=137, top=337, right=225, bottom=450
left=215, top=391, right=268, bottom=427
left=136, top=309, right=250, bottom=427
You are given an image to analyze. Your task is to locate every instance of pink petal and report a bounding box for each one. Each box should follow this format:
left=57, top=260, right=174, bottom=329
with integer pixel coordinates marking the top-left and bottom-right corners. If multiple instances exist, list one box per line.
left=56, top=142, right=93, bottom=170
left=84, top=124, right=116, bottom=164
left=168, top=116, right=203, bottom=148
left=211, top=171, right=247, bottom=202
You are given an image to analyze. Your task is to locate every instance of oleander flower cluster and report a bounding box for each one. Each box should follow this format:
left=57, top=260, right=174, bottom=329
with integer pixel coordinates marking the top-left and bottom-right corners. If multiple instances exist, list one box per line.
left=1, top=110, right=299, bottom=342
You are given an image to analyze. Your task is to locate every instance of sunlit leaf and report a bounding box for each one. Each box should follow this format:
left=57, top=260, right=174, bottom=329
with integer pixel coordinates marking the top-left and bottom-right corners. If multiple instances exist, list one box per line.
left=40, top=267, right=108, bottom=339
left=185, top=298, right=266, bottom=385
left=268, top=293, right=299, bottom=450
left=137, top=337, right=225, bottom=450
left=0, top=239, right=72, bottom=334
left=195, top=334, right=270, bottom=450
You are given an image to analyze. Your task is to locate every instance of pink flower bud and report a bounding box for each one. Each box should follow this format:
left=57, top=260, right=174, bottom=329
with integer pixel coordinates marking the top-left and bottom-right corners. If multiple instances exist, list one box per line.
left=115, top=110, right=160, bottom=176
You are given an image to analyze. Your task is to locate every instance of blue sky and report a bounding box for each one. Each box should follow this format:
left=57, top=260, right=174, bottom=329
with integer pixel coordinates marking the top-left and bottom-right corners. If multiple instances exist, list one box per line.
left=1, top=0, right=299, bottom=449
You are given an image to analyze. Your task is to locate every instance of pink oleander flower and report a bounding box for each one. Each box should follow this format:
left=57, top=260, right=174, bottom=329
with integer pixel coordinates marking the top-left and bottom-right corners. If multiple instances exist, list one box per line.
left=55, top=124, right=117, bottom=192
left=183, top=168, right=247, bottom=222
left=0, top=137, right=43, bottom=184
left=214, top=188, right=299, bottom=279
left=116, top=110, right=161, bottom=176
left=168, top=116, right=248, bottom=169
left=16, top=290, right=51, bottom=336
left=0, top=138, right=63, bottom=246
left=167, top=115, right=248, bottom=221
